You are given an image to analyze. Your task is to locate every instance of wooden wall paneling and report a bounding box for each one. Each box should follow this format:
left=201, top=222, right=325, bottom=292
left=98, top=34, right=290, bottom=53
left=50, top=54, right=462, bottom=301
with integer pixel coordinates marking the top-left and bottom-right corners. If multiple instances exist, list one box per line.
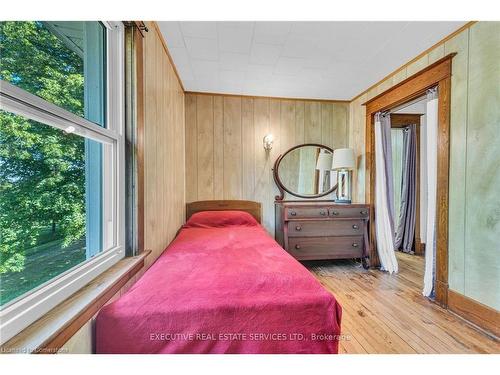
left=175, top=75, right=186, bottom=227
left=348, top=94, right=367, bottom=204
left=186, top=91, right=350, bottom=105
left=142, top=21, right=185, bottom=270
left=391, top=69, right=408, bottom=86
left=295, top=101, right=305, bottom=144
left=280, top=100, right=296, bottom=151
left=158, top=39, right=167, bottom=252
left=304, top=102, right=322, bottom=143
left=223, top=96, right=243, bottom=199
left=185, top=94, right=198, bottom=202
left=242, top=98, right=255, bottom=200
left=143, top=32, right=159, bottom=259
left=164, top=36, right=173, bottom=246
left=268, top=99, right=281, bottom=234
left=321, top=103, right=334, bottom=149
left=213, top=96, right=224, bottom=199
left=445, top=28, right=469, bottom=294
left=333, top=104, right=348, bottom=149
left=254, top=98, right=272, bottom=232
left=280, top=100, right=297, bottom=196
left=463, top=22, right=500, bottom=310
left=196, top=95, right=214, bottom=200
left=161, top=38, right=170, bottom=250
left=428, top=44, right=445, bottom=64
left=183, top=94, right=349, bottom=234
left=406, top=55, right=429, bottom=76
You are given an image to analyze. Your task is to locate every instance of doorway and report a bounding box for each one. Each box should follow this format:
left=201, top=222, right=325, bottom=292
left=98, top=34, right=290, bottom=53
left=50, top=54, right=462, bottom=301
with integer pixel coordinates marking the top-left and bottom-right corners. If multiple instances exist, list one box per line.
left=363, top=54, right=454, bottom=306
left=390, top=98, right=426, bottom=257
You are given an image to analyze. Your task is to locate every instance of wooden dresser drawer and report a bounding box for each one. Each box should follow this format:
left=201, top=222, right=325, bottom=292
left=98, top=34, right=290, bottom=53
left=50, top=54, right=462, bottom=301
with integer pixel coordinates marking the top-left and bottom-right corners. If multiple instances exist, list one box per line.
left=286, top=206, right=329, bottom=219
left=287, top=236, right=364, bottom=260
left=329, top=207, right=369, bottom=218
left=287, top=220, right=364, bottom=237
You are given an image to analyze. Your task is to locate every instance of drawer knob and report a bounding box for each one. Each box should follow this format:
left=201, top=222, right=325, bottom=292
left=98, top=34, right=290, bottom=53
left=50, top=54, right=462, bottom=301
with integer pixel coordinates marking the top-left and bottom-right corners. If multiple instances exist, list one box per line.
left=360, top=210, right=368, bottom=215
left=295, top=225, right=302, bottom=231
left=320, top=210, right=326, bottom=216
left=352, top=243, right=359, bottom=248
left=352, top=224, right=359, bottom=230
left=295, top=244, right=301, bottom=249
left=332, top=211, right=339, bottom=216
left=290, top=211, right=297, bottom=216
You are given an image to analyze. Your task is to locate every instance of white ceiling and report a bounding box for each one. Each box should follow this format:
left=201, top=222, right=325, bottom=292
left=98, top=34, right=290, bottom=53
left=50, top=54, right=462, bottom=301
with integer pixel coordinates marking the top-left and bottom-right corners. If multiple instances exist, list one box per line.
left=158, top=21, right=466, bottom=100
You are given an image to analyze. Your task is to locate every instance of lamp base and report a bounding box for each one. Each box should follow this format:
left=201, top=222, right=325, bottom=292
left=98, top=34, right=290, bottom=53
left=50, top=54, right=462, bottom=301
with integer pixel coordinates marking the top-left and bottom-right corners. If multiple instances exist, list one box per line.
left=334, top=199, right=352, bottom=204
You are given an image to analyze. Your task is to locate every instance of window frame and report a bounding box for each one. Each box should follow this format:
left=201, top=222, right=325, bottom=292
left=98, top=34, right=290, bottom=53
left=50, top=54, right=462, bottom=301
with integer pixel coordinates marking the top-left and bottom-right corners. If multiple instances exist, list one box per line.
left=0, top=21, right=125, bottom=344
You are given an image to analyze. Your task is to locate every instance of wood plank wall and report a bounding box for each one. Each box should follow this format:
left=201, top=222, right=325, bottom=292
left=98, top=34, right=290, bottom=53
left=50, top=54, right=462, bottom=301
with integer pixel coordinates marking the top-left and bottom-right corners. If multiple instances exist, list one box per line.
left=141, top=22, right=185, bottom=272
left=185, top=94, right=349, bottom=234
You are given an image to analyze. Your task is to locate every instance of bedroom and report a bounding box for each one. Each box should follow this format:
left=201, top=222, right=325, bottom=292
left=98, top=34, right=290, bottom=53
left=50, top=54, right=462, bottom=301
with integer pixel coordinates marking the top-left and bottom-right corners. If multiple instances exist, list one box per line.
left=1, top=0, right=499, bottom=372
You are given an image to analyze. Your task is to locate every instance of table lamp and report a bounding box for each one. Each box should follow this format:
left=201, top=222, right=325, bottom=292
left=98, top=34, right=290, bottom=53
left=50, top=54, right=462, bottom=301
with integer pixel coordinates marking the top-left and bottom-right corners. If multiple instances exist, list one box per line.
left=332, top=148, right=355, bottom=203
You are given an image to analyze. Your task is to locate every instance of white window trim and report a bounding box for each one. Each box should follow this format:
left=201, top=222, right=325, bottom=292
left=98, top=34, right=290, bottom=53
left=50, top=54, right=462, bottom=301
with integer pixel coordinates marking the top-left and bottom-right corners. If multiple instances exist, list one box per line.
left=0, top=21, right=125, bottom=345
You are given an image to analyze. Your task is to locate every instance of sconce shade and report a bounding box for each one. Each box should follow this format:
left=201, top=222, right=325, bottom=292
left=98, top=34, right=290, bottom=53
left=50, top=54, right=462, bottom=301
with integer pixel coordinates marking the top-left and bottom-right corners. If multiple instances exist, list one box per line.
left=315, top=151, right=333, bottom=171
left=332, top=148, right=355, bottom=170
left=263, top=134, right=274, bottom=150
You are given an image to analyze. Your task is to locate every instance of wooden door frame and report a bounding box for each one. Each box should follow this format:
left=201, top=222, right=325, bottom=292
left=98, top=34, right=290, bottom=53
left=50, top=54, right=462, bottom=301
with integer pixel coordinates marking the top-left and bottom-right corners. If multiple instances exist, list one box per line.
left=390, top=114, right=424, bottom=256
left=363, top=53, right=455, bottom=306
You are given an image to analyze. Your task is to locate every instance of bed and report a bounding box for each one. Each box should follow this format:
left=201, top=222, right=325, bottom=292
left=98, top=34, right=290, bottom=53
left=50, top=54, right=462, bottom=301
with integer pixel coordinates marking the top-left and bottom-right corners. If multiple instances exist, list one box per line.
left=95, top=200, right=342, bottom=354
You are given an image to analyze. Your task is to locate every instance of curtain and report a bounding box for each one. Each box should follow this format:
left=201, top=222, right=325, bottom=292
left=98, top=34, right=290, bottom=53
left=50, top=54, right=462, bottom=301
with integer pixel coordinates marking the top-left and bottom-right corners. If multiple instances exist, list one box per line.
left=395, top=124, right=417, bottom=253
left=374, top=112, right=398, bottom=274
left=391, top=129, right=404, bottom=225
left=423, top=87, right=438, bottom=297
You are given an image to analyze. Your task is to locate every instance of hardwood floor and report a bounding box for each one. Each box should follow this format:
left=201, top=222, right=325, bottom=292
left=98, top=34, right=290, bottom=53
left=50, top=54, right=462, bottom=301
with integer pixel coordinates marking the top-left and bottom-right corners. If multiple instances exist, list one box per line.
left=307, top=252, right=500, bottom=354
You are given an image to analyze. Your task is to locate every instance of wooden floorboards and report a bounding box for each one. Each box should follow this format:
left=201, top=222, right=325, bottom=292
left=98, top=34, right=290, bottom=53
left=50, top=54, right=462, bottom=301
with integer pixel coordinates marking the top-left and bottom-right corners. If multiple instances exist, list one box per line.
left=307, top=252, right=500, bottom=354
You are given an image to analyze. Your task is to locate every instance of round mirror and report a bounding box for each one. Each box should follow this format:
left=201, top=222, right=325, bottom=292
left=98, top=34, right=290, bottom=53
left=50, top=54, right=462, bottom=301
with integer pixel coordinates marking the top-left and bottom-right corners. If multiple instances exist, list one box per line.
left=273, top=143, right=337, bottom=200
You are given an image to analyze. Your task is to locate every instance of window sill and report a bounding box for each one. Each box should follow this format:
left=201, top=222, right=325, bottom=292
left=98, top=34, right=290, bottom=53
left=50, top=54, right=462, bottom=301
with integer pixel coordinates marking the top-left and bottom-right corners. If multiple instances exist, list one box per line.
left=0, top=250, right=151, bottom=354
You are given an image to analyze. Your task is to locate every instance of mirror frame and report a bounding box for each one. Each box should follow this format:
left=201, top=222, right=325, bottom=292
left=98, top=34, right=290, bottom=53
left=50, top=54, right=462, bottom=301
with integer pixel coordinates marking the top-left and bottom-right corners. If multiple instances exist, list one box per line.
left=273, top=143, right=338, bottom=201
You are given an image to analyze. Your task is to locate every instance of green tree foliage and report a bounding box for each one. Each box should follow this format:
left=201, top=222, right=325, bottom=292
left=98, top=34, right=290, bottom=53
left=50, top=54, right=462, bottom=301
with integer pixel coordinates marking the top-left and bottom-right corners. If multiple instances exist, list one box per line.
left=0, top=21, right=86, bottom=274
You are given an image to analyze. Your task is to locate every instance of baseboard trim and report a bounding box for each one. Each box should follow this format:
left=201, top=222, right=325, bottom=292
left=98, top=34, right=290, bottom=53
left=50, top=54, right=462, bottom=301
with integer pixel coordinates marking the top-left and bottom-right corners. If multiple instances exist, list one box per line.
left=448, top=289, right=500, bottom=339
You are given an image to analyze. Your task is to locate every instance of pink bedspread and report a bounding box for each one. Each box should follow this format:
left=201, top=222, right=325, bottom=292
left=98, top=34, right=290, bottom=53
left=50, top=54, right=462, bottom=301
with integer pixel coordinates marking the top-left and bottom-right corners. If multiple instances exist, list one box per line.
left=95, top=211, right=342, bottom=354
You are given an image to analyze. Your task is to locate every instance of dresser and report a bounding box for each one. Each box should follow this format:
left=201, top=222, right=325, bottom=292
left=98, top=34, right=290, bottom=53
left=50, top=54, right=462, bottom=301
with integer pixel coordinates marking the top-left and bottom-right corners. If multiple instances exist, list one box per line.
left=275, top=201, right=370, bottom=268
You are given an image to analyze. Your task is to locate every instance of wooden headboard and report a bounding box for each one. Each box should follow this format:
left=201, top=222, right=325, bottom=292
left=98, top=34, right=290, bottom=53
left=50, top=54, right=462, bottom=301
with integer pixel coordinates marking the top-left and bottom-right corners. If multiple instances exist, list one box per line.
left=186, top=200, right=262, bottom=224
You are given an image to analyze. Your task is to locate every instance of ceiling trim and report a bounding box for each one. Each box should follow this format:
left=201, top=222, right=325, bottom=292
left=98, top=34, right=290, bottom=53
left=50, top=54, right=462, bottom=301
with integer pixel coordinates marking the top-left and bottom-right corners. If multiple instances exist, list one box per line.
left=350, top=21, right=476, bottom=102
left=184, top=90, right=350, bottom=104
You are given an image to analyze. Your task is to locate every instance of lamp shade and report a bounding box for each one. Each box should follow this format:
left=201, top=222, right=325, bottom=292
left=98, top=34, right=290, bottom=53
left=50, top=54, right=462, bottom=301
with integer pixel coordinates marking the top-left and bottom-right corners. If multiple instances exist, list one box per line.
left=315, top=151, right=333, bottom=171
left=332, top=148, right=355, bottom=170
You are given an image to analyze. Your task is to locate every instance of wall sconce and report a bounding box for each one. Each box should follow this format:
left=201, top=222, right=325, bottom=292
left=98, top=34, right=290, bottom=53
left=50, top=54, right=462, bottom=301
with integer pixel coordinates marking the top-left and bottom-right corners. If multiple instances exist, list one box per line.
left=263, top=134, right=274, bottom=151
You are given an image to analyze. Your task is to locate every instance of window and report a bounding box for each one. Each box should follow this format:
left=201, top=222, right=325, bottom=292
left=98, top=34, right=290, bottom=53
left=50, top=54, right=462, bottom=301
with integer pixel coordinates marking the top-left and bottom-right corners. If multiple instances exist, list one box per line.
left=0, top=21, right=124, bottom=344
left=1, top=21, right=107, bottom=127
